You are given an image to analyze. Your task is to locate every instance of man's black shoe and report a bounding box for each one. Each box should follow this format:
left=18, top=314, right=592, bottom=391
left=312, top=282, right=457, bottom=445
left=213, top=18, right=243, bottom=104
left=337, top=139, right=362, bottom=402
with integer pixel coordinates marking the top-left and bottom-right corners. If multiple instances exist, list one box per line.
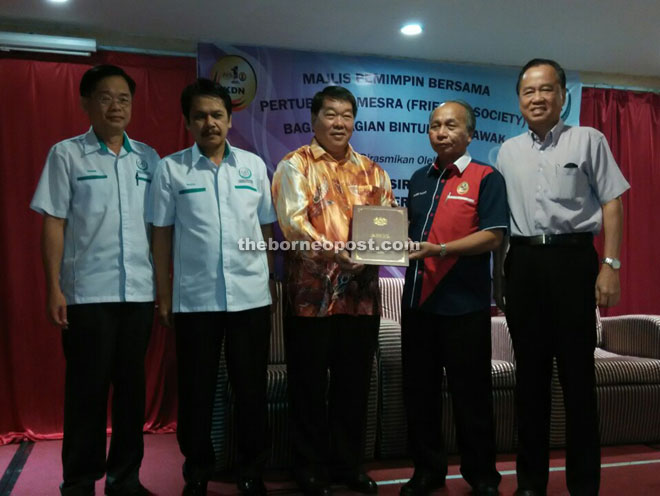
left=237, top=477, right=267, bottom=496
left=472, top=482, right=499, bottom=496
left=335, top=472, right=378, bottom=494
left=182, top=480, right=207, bottom=496
left=297, top=475, right=333, bottom=496
left=400, top=470, right=445, bottom=496
left=105, top=482, right=150, bottom=495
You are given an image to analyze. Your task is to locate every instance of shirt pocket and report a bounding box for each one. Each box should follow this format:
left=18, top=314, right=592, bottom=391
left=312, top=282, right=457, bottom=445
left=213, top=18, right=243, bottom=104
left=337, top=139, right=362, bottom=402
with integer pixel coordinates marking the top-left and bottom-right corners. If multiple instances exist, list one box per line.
left=74, top=173, right=113, bottom=212
left=177, top=187, right=209, bottom=219
left=552, top=165, right=583, bottom=201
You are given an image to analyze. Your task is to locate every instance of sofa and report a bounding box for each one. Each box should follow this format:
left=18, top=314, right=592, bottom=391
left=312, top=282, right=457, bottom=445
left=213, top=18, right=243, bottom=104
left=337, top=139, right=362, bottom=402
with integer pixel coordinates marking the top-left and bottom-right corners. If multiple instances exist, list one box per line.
left=377, top=277, right=660, bottom=456
left=211, top=278, right=660, bottom=471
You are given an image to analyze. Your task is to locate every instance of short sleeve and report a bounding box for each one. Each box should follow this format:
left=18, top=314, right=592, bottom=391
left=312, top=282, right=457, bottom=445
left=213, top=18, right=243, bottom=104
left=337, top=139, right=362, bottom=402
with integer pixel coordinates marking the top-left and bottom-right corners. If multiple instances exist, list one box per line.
left=589, top=133, right=630, bottom=204
left=149, top=159, right=175, bottom=226
left=257, top=160, right=278, bottom=225
left=30, top=145, right=71, bottom=219
left=477, top=168, right=509, bottom=232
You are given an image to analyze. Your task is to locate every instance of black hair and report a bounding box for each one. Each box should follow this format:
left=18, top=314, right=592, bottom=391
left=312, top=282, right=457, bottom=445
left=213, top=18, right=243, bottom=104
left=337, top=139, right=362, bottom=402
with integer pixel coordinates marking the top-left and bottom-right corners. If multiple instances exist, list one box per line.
left=79, top=65, right=136, bottom=97
left=516, top=58, right=566, bottom=94
left=311, top=86, right=357, bottom=118
left=180, top=78, right=233, bottom=120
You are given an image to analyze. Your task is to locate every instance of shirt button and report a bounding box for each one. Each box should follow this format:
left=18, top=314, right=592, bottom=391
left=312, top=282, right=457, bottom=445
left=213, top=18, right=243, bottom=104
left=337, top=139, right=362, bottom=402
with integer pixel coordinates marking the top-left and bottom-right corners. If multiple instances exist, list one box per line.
left=429, top=212, right=434, bottom=217
left=435, top=195, right=439, bottom=200
left=424, top=231, right=428, bottom=236
left=441, top=180, right=446, bottom=183
left=417, top=270, right=423, bottom=275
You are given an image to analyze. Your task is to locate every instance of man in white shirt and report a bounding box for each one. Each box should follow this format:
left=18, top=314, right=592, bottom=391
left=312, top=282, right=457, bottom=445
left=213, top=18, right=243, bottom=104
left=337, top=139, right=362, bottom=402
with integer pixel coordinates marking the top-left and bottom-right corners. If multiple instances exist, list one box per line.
left=151, top=79, right=276, bottom=496
left=31, top=64, right=159, bottom=496
left=495, top=58, right=629, bottom=496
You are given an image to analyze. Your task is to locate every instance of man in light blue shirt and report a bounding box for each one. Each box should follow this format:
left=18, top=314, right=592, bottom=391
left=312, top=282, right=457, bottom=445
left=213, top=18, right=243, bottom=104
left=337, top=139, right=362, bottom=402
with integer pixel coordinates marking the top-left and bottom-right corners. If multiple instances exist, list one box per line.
left=151, top=79, right=276, bottom=496
left=495, top=59, right=629, bottom=496
left=30, top=65, right=159, bottom=496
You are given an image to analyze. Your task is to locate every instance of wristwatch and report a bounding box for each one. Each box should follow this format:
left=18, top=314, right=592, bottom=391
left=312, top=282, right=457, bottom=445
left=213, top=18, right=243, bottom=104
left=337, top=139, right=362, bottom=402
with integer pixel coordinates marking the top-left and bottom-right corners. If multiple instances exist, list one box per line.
left=601, top=257, right=621, bottom=270
left=439, top=243, right=447, bottom=257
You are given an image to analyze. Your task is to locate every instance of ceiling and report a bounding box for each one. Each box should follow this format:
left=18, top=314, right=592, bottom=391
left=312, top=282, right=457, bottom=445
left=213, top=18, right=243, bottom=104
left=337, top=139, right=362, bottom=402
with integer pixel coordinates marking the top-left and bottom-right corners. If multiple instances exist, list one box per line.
left=1, top=0, right=659, bottom=77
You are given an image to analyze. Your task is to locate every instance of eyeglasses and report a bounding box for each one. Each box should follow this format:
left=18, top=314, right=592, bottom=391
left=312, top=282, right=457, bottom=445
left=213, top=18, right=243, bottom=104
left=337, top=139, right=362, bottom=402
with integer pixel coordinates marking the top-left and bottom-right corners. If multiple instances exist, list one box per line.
left=94, top=94, right=132, bottom=108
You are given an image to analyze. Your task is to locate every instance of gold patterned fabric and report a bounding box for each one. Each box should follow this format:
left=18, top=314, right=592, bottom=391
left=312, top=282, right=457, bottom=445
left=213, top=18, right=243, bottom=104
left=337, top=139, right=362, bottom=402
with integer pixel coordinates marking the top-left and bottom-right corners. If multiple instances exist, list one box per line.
left=272, top=139, right=396, bottom=317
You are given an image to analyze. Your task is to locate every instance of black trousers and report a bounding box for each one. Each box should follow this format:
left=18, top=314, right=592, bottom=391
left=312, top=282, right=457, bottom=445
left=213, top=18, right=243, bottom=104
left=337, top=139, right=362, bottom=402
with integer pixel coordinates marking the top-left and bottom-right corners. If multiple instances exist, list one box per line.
left=285, top=314, right=379, bottom=481
left=174, top=306, right=270, bottom=482
left=60, top=302, right=153, bottom=495
left=401, top=308, right=501, bottom=488
left=505, top=243, right=600, bottom=495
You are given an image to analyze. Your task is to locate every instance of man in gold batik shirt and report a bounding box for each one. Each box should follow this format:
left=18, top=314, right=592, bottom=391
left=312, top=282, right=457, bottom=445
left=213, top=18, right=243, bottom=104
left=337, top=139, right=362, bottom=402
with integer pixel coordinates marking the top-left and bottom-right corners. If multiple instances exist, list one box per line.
left=272, top=86, right=395, bottom=496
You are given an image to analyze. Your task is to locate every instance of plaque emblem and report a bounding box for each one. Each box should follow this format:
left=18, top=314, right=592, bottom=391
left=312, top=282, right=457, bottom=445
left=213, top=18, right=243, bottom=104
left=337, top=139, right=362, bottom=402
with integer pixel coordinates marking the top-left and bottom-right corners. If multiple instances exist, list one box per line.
left=373, top=217, right=388, bottom=227
left=457, top=181, right=469, bottom=195
left=238, top=167, right=252, bottom=179
left=136, top=159, right=148, bottom=171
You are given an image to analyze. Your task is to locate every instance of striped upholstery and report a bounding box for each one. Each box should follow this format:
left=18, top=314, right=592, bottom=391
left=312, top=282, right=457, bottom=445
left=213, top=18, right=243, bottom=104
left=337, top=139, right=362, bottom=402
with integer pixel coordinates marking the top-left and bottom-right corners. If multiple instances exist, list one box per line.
left=491, top=316, right=515, bottom=363
left=596, top=306, right=603, bottom=347
left=211, top=276, right=660, bottom=464
left=594, top=348, right=660, bottom=385
left=380, top=277, right=404, bottom=324
left=549, top=314, right=660, bottom=447
left=211, top=281, right=380, bottom=471
left=376, top=319, right=407, bottom=457
left=268, top=281, right=286, bottom=364
left=601, top=315, right=660, bottom=359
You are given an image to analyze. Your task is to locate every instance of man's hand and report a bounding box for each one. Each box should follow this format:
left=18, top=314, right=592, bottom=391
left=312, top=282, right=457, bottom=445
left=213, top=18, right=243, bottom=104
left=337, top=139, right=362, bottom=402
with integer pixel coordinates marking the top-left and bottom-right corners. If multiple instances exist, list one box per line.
left=409, top=241, right=441, bottom=260
left=47, top=288, right=68, bottom=327
left=334, top=250, right=365, bottom=273
left=157, top=295, right=174, bottom=328
left=596, top=265, right=621, bottom=307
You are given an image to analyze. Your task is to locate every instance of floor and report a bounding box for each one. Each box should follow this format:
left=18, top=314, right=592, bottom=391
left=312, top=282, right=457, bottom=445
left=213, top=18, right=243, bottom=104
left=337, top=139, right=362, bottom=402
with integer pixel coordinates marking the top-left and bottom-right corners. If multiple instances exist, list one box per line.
left=2, top=434, right=660, bottom=495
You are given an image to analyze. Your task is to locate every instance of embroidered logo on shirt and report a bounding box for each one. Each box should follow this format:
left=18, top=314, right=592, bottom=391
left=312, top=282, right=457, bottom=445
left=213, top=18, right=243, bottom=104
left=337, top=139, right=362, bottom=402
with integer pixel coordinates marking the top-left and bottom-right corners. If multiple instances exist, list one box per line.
left=457, top=181, right=469, bottom=195
left=239, top=167, right=252, bottom=179
left=136, top=159, right=149, bottom=171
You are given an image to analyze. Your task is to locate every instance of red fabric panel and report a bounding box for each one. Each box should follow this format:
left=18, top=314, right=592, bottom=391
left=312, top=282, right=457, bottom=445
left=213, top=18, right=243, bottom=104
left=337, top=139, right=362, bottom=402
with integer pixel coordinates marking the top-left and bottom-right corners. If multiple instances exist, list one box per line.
left=0, top=51, right=195, bottom=443
left=580, top=88, right=660, bottom=316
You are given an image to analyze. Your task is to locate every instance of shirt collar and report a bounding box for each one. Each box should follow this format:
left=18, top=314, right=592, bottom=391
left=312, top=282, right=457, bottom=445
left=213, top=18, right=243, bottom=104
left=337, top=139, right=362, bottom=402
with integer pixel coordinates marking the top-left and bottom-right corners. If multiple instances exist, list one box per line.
left=310, top=137, right=354, bottom=162
left=528, top=119, right=565, bottom=147
left=192, top=140, right=233, bottom=167
left=83, top=127, right=133, bottom=154
left=428, top=151, right=471, bottom=176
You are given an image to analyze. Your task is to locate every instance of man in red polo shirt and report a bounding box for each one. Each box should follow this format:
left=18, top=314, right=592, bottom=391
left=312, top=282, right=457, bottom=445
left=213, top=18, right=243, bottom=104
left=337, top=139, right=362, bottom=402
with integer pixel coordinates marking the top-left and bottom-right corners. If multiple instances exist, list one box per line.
left=400, top=101, right=507, bottom=496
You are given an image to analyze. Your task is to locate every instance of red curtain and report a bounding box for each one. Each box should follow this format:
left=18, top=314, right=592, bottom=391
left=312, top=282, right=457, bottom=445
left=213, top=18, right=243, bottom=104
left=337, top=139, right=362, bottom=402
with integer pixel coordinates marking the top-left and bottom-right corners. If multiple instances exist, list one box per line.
left=0, top=51, right=195, bottom=443
left=581, top=88, right=660, bottom=316
left=1, top=55, right=658, bottom=443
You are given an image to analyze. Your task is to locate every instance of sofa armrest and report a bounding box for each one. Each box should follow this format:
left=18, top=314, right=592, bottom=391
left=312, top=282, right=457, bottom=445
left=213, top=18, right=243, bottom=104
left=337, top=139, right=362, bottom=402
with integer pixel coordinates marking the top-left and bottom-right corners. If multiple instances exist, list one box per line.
left=491, top=316, right=515, bottom=363
left=601, top=315, right=660, bottom=359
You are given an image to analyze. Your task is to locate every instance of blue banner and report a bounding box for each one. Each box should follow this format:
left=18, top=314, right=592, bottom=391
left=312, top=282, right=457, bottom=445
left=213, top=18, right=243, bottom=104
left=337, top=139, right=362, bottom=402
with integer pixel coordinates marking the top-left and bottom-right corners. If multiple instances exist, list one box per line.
left=198, top=43, right=581, bottom=275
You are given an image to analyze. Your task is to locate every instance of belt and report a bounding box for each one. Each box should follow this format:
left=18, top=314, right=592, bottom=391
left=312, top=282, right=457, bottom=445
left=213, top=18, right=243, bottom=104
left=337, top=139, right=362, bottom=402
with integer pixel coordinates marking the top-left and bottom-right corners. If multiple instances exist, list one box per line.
left=510, top=233, right=594, bottom=246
